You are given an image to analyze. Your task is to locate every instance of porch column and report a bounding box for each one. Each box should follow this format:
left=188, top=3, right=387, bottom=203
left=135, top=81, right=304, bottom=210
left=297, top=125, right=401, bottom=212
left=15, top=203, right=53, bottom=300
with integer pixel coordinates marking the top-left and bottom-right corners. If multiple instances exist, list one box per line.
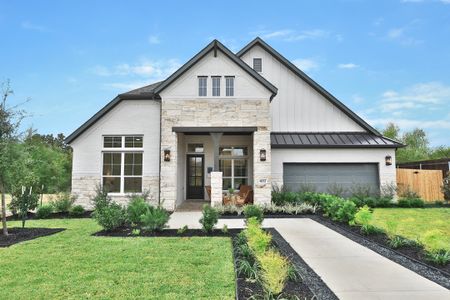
left=210, top=132, right=223, bottom=207
left=210, top=132, right=223, bottom=171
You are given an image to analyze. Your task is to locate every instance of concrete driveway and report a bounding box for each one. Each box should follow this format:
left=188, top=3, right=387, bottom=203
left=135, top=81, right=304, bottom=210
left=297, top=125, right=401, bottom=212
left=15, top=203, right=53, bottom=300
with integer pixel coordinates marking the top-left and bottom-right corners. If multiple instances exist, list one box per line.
left=168, top=212, right=450, bottom=300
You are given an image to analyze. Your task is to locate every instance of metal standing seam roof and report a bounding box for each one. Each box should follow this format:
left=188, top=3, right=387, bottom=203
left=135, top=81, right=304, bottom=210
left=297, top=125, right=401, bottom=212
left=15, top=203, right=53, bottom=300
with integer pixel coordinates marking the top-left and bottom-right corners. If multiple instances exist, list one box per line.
left=271, top=132, right=404, bottom=148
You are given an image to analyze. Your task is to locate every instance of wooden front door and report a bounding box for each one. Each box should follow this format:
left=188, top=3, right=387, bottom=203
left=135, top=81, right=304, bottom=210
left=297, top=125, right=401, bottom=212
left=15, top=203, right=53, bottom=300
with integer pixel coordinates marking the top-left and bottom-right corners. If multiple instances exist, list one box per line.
left=186, top=154, right=204, bottom=199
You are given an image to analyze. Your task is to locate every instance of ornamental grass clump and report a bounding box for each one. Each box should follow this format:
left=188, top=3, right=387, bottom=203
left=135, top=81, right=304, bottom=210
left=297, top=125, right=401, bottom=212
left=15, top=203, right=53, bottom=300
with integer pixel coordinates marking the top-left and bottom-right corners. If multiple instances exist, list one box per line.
left=258, top=249, right=289, bottom=296
left=140, top=205, right=170, bottom=232
left=245, top=217, right=272, bottom=255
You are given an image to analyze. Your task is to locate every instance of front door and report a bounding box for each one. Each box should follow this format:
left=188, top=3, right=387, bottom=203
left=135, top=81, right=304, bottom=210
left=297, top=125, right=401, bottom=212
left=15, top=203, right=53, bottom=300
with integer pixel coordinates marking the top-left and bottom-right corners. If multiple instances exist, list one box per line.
left=186, top=154, right=204, bottom=199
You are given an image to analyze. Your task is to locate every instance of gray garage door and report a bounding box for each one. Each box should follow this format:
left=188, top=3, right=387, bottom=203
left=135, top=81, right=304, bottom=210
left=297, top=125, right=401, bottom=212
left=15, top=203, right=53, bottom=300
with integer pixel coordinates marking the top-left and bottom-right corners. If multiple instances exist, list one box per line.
left=283, top=163, right=379, bottom=195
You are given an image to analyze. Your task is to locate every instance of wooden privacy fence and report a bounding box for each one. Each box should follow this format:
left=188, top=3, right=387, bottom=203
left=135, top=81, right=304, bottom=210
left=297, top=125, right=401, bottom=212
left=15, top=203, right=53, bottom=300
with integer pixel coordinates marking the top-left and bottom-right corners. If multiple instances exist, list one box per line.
left=396, top=168, right=444, bottom=201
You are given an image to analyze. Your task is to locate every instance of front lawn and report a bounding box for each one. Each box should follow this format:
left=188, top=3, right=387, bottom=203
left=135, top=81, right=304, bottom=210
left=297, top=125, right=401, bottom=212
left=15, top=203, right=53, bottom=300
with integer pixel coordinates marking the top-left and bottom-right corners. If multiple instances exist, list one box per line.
left=371, top=208, right=450, bottom=251
left=0, top=219, right=235, bottom=299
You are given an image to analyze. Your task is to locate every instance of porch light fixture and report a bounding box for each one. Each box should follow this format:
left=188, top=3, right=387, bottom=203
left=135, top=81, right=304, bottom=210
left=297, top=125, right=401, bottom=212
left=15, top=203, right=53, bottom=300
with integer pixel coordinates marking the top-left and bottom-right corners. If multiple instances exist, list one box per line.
left=164, top=149, right=171, bottom=162
left=385, top=155, right=392, bottom=166
left=260, top=149, right=266, bottom=161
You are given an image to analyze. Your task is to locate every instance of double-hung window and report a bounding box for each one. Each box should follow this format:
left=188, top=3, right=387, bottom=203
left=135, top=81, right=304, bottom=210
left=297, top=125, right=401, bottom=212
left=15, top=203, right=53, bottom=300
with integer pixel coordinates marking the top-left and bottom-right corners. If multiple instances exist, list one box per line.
left=102, top=136, right=143, bottom=193
left=212, top=76, right=221, bottom=96
left=219, top=146, right=249, bottom=190
left=253, top=58, right=262, bottom=72
left=225, top=76, right=234, bottom=96
left=198, top=76, right=207, bottom=96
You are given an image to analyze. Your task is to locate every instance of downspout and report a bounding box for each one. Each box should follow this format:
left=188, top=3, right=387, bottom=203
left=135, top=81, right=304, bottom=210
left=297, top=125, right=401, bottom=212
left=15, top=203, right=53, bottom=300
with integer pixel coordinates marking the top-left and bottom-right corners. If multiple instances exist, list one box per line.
left=158, top=99, right=162, bottom=206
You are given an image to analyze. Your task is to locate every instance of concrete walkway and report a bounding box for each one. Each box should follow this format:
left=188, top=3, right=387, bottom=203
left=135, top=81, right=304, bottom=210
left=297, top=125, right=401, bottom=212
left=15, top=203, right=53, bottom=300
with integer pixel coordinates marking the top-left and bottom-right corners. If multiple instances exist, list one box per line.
left=168, top=212, right=450, bottom=300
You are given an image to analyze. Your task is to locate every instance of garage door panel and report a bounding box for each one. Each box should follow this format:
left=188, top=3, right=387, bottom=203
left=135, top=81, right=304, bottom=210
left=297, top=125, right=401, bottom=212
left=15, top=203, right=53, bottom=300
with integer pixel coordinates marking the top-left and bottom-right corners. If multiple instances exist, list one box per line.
left=283, top=163, right=379, bottom=195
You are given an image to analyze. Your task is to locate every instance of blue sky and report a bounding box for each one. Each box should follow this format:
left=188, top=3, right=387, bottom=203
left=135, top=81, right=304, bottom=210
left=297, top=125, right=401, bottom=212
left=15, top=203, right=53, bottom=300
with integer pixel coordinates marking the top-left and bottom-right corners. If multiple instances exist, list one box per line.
left=1, top=0, right=449, bottom=146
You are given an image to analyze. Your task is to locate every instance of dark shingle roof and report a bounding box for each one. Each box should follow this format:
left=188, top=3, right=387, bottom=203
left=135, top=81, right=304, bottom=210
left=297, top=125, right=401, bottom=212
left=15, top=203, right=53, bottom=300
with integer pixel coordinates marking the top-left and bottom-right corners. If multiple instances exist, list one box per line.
left=118, top=81, right=163, bottom=99
left=271, top=132, right=404, bottom=148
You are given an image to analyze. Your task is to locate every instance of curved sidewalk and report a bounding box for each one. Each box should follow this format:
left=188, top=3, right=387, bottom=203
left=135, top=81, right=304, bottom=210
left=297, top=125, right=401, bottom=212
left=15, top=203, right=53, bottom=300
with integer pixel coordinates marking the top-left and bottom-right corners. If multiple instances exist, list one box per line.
left=168, top=212, right=450, bottom=300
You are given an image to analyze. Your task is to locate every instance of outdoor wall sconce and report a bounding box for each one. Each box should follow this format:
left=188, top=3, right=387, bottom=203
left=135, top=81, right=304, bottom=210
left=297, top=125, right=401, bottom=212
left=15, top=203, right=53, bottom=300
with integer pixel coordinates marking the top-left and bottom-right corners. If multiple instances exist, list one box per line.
left=164, top=149, right=171, bottom=162
left=260, top=149, right=266, bottom=161
left=385, top=155, right=392, bottom=166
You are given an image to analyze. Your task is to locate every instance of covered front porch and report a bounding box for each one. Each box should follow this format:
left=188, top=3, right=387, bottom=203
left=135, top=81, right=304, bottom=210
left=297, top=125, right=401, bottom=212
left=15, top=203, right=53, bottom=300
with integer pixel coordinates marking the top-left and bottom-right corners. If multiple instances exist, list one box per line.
left=172, top=126, right=258, bottom=210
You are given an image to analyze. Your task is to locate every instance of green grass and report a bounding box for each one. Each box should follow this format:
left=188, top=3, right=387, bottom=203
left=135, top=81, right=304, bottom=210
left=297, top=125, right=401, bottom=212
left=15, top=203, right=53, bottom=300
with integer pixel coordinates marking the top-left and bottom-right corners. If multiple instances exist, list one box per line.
left=371, top=208, right=450, bottom=251
left=0, top=219, right=235, bottom=299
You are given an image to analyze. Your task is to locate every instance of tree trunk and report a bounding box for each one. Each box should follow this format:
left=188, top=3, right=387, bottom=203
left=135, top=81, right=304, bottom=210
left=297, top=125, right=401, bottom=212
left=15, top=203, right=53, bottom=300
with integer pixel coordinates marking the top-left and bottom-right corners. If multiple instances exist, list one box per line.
left=0, top=179, right=8, bottom=236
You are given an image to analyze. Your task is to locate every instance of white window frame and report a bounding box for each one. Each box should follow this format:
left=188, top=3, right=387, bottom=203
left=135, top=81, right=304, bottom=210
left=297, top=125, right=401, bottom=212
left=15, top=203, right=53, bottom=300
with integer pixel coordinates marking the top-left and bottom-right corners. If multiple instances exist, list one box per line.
left=219, top=146, right=249, bottom=190
left=198, top=76, right=207, bottom=97
left=253, top=58, right=262, bottom=72
left=102, top=135, right=144, bottom=195
left=212, top=76, right=221, bottom=97
left=225, top=76, right=234, bottom=97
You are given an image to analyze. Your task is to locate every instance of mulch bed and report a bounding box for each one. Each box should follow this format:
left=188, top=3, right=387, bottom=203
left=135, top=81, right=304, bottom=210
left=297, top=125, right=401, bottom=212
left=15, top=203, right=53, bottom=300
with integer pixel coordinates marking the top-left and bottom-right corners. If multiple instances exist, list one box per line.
left=311, top=215, right=450, bottom=289
left=0, top=227, right=65, bottom=247
left=95, top=226, right=335, bottom=299
left=6, top=211, right=93, bottom=221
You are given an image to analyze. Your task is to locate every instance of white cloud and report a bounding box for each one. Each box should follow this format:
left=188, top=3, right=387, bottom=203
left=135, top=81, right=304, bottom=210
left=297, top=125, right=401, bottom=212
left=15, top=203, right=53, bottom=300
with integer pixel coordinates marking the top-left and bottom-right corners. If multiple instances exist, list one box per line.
left=21, top=21, right=47, bottom=32
left=352, top=94, right=365, bottom=104
left=385, top=21, right=423, bottom=46
left=292, top=58, right=319, bottom=72
left=387, top=28, right=404, bottom=39
left=91, top=59, right=180, bottom=78
left=148, top=35, right=160, bottom=44
left=367, top=118, right=450, bottom=130
left=256, top=29, right=330, bottom=42
left=338, top=63, right=359, bottom=69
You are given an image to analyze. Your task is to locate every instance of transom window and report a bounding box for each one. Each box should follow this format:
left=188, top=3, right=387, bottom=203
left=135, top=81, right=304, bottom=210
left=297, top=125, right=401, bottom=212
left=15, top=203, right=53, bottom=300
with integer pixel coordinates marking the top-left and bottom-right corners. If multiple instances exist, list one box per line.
left=219, top=146, right=248, bottom=190
left=253, top=58, right=262, bottom=72
left=225, top=76, right=234, bottom=96
left=102, top=135, right=143, bottom=193
left=212, top=76, right=221, bottom=97
left=198, top=76, right=207, bottom=96
left=103, top=136, right=143, bottom=149
left=187, top=143, right=204, bottom=153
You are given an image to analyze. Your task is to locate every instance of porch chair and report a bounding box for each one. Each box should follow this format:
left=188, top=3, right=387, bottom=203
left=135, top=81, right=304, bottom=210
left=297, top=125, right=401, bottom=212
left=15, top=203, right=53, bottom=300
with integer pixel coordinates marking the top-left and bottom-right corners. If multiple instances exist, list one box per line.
left=205, top=185, right=211, bottom=201
left=238, top=185, right=253, bottom=204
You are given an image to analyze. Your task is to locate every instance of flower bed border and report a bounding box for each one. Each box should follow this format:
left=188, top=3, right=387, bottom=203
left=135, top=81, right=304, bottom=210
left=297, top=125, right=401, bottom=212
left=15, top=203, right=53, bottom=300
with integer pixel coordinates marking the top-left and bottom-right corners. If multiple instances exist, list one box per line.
left=219, top=213, right=314, bottom=219
left=310, top=215, right=450, bottom=289
left=94, top=226, right=336, bottom=299
left=0, top=227, right=65, bottom=247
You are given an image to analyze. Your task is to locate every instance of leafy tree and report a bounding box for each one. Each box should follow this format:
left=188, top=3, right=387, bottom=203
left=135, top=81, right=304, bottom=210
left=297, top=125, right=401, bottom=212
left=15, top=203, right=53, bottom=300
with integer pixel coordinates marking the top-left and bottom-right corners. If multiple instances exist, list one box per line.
left=0, top=80, right=27, bottom=235
left=382, top=122, right=400, bottom=141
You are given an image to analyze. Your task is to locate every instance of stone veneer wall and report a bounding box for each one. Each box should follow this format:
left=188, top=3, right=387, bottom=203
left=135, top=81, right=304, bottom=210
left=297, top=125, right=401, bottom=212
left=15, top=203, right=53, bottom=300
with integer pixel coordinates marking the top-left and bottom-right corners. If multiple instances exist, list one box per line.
left=160, top=98, right=272, bottom=210
left=72, top=176, right=160, bottom=209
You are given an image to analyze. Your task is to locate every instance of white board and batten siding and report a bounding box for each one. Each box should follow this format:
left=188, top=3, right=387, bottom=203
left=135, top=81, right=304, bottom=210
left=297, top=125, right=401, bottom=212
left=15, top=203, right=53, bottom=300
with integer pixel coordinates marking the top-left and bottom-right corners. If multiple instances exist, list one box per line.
left=70, top=100, right=160, bottom=205
left=240, top=45, right=364, bottom=132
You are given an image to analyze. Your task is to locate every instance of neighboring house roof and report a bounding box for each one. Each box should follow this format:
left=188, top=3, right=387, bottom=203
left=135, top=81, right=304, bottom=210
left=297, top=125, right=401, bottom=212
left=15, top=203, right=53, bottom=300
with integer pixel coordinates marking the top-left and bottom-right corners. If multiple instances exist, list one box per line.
left=65, top=83, right=162, bottom=144
left=271, top=132, right=404, bottom=148
left=153, top=39, right=278, bottom=98
left=237, top=37, right=381, bottom=137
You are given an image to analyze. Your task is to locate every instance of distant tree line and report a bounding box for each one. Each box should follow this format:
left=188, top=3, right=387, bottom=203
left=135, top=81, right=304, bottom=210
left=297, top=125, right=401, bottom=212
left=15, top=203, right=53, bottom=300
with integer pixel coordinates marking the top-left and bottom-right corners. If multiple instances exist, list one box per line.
left=381, top=123, right=450, bottom=164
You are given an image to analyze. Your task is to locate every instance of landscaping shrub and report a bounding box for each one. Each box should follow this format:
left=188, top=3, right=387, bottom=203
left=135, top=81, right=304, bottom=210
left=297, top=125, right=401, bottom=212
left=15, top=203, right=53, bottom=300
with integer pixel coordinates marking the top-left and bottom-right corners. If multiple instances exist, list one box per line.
left=51, top=192, right=76, bottom=213
left=323, top=196, right=344, bottom=220
left=335, top=200, right=357, bottom=223
left=326, top=183, right=347, bottom=198
left=245, top=217, right=272, bottom=255
left=272, top=191, right=299, bottom=206
left=258, top=249, right=289, bottom=296
left=91, top=186, right=111, bottom=211
left=140, top=206, right=170, bottom=232
left=442, top=174, right=450, bottom=202
left=425, top=249, right=450, bottom=266
left=243, top=205, right=264, bottom=223
left=297, top=183, right=316, bottom=193
left=177, top=225, right=188, bottom=235
left=36, top=204, right=53, bottom=219
left=199, top=204, right=218, bottom=232
left=349, top=183, right=373, bottom=200
left=127, top=196, right=149, bottom=225
left=69, top=205, right=85, bottom=217
left=398, top=197, right=425, bottom=208
left=93, top=203, right=126, bottom=231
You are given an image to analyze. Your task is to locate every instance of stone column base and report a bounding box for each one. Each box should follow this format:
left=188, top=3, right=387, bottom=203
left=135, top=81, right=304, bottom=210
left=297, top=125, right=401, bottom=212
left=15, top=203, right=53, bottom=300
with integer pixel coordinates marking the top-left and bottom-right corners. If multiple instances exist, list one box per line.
left=210, top=172, right=223, bottom=207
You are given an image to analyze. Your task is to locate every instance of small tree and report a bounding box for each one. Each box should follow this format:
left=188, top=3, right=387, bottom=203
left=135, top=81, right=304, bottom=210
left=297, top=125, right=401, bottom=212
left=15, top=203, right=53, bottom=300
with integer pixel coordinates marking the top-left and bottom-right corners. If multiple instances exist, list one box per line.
left=13, top=187, right=39, bottom=228
left=0, top=80, right=27, bottom=235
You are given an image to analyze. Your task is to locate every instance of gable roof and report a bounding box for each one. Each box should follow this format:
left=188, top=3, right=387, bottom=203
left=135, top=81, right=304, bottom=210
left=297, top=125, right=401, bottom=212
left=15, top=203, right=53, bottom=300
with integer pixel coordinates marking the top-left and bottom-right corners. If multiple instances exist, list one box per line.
left=65, top=82, right=162, bottom=144
left=237, top=37, right=381, bottom=136
left=154, top=39, right=278, bottom=99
